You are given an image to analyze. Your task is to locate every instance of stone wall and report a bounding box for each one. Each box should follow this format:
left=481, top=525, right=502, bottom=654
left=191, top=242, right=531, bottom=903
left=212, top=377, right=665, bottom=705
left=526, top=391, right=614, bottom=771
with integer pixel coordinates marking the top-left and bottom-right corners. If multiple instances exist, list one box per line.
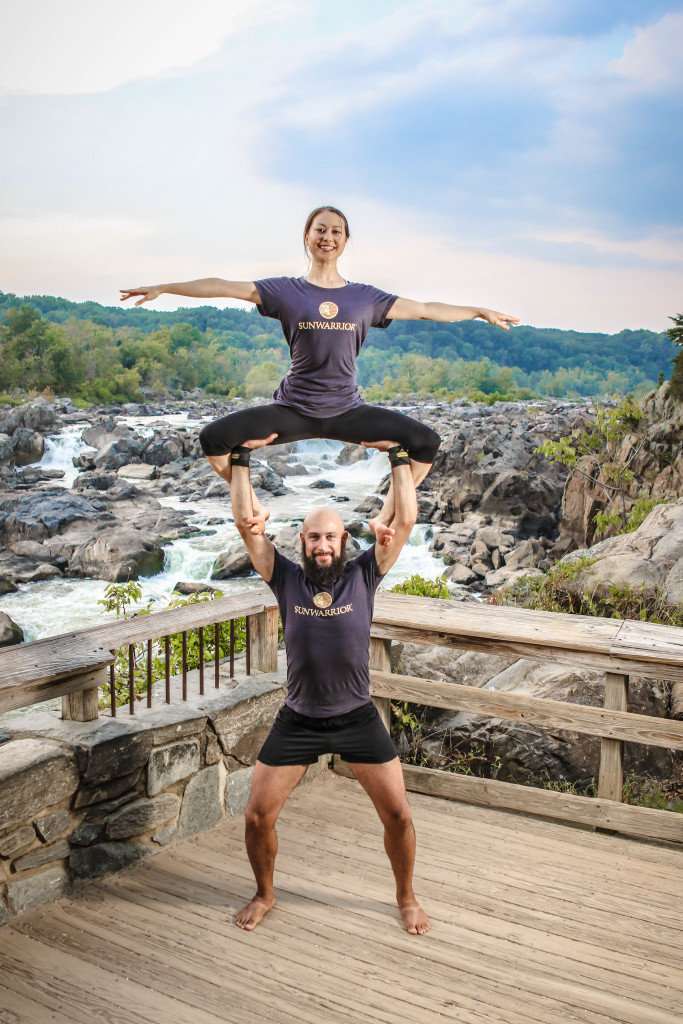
left=0, top=659, right=321, bottom=927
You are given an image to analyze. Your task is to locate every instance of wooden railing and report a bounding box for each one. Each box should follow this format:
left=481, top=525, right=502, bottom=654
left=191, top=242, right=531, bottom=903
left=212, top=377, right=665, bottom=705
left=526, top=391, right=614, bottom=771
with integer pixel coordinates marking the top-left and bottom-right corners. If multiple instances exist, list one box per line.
left=0, top=588, right=279, bottom=722
left=350, top=592, right=683, bottom=844
left=3, top=584, right=682, bottom=843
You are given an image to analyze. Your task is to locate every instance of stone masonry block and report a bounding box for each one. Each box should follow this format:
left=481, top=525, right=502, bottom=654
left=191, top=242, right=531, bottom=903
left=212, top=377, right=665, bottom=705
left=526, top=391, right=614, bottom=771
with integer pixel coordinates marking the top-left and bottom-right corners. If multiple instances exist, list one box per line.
left=69, top=842, right=152, bottom=880
left=225, top=766, right=254, bottom=818
left=12, top=840, right=71, bottom=873
left=74, top=768, right=142, bottom=809
left=0, top=824, right=36, bottom=860
left=0, top=891, right=8, bottom=926
left=7, top=865, right=69, bottom=915
left=210, top=687, right=284, bottom=766
left=177, top=765, right=222, bottom=839
left=106, top=793, right=180, bottom=840
left=147, top=740, right=200, bottom=797
left=34, top=809, right=71, bottom=843
left=76, top=729, right=152, bottom=783
left=0, top=739, right=78, bottom=832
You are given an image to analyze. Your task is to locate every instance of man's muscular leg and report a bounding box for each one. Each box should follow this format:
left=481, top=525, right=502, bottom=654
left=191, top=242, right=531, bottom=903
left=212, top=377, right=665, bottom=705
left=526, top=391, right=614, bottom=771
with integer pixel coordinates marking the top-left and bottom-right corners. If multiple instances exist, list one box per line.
left=236, top=761, right=308, bottom=930
left=349, top=757, right=430, bottom=935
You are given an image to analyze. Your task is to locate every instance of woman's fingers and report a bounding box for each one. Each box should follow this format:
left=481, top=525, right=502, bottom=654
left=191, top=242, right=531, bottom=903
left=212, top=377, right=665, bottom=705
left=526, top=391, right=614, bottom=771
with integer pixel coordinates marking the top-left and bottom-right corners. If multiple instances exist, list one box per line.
left=119, top=286, right=161, bottom=306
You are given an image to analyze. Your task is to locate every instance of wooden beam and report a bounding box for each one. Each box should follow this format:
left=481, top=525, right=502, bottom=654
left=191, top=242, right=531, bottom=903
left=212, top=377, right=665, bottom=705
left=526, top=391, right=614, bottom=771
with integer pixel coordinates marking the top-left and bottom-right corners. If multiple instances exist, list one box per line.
left=369, top=638, right=392, bottom=732
left=333, top=758, right=683, bottom=843
left=598, top=672, right=629, bottom=803
left=247, top=607, right=279, bottom=673
left=0, top=665, right=109, bottom=716
left=369, top=669, right=683, bottom=751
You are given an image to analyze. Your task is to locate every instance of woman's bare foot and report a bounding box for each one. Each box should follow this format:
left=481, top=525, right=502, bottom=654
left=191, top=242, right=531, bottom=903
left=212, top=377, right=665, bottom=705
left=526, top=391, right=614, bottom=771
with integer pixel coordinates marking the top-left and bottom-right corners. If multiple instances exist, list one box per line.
left=399, top=898, right=430, bottom=935
left=248, top=504, right=270, bottom=535
left=235, top=894, right=276, bottom=930
left=369, top=518, right=395, bottom=547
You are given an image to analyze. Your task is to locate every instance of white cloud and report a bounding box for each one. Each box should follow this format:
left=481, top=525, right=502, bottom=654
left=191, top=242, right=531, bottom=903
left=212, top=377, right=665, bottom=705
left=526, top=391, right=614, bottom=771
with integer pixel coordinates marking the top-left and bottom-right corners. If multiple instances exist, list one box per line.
left=0, top=0, right=299, bottom=96
left=609, top=12, right=683, bottom=90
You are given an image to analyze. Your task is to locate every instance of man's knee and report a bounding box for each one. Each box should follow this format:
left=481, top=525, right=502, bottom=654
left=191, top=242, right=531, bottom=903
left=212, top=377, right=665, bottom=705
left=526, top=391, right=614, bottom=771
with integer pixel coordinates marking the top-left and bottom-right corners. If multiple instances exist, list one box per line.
left=244, top=802, right=277, bottom=832
left=382, top=800, right=414, bottom=832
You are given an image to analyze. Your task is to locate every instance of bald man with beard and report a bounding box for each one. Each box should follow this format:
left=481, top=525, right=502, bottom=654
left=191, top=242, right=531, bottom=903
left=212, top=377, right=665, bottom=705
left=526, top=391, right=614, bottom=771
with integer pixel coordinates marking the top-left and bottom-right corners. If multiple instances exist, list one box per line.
left=229, top=435, right=430, bottom=936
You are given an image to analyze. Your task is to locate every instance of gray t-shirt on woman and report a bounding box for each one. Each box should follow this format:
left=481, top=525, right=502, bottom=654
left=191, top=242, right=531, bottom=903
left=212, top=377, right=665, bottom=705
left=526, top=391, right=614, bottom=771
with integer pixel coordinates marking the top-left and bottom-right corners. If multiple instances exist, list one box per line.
left=255, top=276, right=397, bottom=417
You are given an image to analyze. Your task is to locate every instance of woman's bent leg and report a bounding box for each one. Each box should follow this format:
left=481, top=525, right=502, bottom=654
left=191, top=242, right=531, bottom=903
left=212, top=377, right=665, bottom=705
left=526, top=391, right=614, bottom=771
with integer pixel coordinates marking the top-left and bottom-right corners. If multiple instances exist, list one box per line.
left=198, top=404, right=320, bottom=521
left=323, top=406, right=441, bottom=530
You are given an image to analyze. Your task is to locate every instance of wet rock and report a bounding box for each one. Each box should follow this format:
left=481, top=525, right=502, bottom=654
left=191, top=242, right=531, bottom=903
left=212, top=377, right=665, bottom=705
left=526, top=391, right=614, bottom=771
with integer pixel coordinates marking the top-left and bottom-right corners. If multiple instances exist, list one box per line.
left=0, top=612, right=23, bottom=647
left=11, top=428, right=45, bottom=466
left=0, top=490, right=110, bottom=543
left=173, top=581, right=218, bottom=595
left=336, top=444, right=368, bottom=465
left=211, top=547, right=253, bottom=580
left=67, top=527, right=165, bottom=581
left=309, top=479, right=335, bottom=489
left=0, top=575, right=18, bottom=595
left=73, top=471, right=119, bottom=491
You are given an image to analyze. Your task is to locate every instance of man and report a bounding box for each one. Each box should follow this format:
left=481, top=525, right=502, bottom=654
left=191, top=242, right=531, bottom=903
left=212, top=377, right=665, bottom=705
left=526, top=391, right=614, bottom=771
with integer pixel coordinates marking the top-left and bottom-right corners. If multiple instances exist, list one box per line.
left=229, top=436, right=430, bottom=936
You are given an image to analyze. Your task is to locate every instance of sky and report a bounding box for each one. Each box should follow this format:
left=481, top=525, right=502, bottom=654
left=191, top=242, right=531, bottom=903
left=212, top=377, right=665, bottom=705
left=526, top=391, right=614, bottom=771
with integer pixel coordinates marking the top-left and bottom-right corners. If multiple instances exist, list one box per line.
left=1, top=0, right=682, bottom=333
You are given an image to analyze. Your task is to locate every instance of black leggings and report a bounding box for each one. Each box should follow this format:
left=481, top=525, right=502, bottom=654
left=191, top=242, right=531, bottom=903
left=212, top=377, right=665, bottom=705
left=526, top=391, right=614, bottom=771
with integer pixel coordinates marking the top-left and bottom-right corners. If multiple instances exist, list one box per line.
left=199, top=403, right=441, bottom=465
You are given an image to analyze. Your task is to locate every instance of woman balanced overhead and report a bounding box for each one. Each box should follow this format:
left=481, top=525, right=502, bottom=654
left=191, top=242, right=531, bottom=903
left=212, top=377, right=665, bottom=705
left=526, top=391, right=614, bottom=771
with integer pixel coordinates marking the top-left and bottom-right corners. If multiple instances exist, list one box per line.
left=120, top=205, right=518, bottom=540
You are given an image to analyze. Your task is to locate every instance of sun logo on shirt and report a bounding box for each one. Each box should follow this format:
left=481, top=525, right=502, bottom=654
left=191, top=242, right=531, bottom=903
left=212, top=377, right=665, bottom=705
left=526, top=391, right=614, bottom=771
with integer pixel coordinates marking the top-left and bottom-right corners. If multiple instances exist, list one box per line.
left=319, top=302, right=339, bottom=319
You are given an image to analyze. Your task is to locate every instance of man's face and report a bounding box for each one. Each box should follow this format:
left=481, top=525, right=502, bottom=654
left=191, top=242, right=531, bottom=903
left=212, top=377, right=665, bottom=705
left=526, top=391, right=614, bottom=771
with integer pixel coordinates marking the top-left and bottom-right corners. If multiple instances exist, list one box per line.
left=300, top=509, right=348, bottom=585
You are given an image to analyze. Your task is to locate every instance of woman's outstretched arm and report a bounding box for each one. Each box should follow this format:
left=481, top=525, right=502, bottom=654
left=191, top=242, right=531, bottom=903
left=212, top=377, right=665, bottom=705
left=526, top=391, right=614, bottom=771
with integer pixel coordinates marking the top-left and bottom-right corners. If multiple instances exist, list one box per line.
left=386, top=297, right=519, bottom=330
left=119, top=279, right=261, bottom=306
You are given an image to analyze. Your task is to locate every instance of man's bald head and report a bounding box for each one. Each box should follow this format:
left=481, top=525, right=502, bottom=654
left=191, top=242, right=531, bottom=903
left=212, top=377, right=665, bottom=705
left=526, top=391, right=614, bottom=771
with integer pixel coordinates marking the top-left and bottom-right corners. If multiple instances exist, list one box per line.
left=302, top=506, right=346, bottom=537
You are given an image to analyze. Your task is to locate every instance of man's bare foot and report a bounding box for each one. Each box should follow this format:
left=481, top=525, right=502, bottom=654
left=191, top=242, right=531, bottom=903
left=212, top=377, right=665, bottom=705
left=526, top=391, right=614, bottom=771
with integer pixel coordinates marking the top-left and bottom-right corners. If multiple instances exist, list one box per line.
left=248, top=505, right=270, bottom=535
left=399, top=898, right=430, bottom=935
left=368, top=515, right=395, bottom=546
left=235, top=894, right=276, bottom=930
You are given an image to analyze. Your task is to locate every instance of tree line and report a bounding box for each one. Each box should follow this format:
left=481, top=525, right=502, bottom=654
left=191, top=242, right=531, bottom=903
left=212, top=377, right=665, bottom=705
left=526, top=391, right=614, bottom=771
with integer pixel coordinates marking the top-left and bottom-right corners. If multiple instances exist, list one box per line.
left=0, top=290, right=676, bottom=405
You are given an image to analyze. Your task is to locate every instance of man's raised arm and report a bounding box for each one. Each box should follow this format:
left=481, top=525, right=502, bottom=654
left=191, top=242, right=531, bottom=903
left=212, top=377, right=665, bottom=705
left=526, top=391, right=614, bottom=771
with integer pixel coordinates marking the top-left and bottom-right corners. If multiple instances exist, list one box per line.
left=372, top=445, right=418, bottom=575
left=230, top=462, right=275, bottom=583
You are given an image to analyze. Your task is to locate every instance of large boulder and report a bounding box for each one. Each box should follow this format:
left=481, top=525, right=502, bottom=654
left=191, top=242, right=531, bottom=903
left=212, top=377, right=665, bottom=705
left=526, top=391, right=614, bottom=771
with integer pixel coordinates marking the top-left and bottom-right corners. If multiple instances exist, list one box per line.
left=68, top=527, right=165, bottom=581
left=142, top=435, right=185, bottom=467
left=0, top=491, right=110, bottom=544
left=11, top=427, right=45, bottom=466
left=93, top=438, right=144, bottom=471
left=0, top=612, right=23, bottom=646
left=0, top=398, right=58, bottom=436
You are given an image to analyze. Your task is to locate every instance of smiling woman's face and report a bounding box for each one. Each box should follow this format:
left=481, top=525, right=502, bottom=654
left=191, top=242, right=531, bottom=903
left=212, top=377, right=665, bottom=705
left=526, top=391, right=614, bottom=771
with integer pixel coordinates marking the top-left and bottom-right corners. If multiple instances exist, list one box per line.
left=305, top=211, right=348, bottom=262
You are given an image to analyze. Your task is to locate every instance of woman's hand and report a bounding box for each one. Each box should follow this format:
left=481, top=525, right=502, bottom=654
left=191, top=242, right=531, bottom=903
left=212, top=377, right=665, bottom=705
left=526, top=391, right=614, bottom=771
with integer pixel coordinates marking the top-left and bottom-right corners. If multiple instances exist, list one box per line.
left=476, top=309, right=520, bottom=330
left=120, top=285, right=165, bottom=306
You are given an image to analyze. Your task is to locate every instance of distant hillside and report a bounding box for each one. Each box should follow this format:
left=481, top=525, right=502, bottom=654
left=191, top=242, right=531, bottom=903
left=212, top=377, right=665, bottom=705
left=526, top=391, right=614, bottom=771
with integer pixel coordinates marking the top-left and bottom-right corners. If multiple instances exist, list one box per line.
left=0, top=289, right=674, bottom=402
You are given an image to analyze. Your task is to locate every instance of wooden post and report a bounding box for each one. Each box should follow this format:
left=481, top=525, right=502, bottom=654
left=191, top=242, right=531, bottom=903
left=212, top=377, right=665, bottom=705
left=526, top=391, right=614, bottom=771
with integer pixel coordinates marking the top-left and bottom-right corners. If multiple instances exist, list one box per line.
left=598, top=672, right=629, bottom=802
left=61, top=668, right=108, bottom=722
left=369, top=637, right=392, bottom=732
left=247, top=608, right=279, bottom=673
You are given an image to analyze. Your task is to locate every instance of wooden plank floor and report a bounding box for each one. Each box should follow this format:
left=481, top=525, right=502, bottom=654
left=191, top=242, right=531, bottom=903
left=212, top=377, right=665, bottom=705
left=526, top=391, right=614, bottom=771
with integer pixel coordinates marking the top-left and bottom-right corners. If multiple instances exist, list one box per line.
left=0, top=771, right=681, bottom=1024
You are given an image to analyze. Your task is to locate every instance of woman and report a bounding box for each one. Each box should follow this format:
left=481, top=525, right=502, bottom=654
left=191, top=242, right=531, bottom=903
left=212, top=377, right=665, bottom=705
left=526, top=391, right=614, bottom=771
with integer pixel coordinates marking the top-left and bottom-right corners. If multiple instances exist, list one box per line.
left=121, top=205, right=518, bottom=539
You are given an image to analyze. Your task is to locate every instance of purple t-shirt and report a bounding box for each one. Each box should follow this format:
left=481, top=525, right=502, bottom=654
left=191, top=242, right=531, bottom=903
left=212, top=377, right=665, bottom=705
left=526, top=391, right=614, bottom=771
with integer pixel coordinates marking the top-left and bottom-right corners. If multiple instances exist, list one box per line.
left=255, top=276, right=397, bottom=417
left=266, top=546, right=384, bottom=716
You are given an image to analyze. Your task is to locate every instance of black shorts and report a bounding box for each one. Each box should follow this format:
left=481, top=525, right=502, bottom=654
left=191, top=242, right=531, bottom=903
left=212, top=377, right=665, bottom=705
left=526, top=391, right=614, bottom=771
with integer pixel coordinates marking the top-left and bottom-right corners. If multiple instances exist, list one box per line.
left=257, top=701, right=398, bottom=767
left=198, top=402, right=441, bottom=466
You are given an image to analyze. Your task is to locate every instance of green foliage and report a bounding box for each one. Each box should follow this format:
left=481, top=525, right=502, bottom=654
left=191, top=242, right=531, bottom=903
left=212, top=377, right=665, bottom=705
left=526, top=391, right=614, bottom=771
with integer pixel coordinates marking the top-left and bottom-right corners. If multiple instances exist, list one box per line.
left=386, top=573, right=450, bottom=599
left=536, top=396, right=648, bottom=534
left=494, top=557, right=683, bottom=627
left=525, top=770, right=598, bottom=798
left=0, top=291, right=672, bottom=402
left=622, top=771, right=683, bottom=812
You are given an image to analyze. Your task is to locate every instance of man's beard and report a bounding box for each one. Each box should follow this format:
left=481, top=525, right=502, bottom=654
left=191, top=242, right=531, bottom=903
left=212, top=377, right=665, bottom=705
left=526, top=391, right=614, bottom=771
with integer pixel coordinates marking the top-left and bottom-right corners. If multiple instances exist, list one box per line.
left=301, top=542, right=348, bottom=586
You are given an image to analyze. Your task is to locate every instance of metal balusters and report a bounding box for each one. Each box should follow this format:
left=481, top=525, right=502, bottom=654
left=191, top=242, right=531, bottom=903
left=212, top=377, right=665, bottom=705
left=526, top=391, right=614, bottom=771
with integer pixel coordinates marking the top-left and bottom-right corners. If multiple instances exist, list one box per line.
left=165, top=635, right=171, bottom=703
left=198, top=627, right=204, bottom=696
left=110, top=662, right=116, bottom=717
left=182, top=632, right=188, bottom=701
left=245, top=617, right=251, bottom=675
left=147, top=638, right=153, bottom=708
left=128, top=644, right=135, bottom=715
left=214, top=622, right=220, bottom=688
left=230, top=619, right=235, bottom=679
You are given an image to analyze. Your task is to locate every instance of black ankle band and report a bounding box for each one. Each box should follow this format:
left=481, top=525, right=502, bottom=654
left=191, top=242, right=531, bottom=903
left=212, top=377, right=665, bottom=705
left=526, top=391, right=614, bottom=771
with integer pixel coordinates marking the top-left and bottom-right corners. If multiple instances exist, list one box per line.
left=230, top=445, right=251, bottom=467
left=388, top=445, right=410, bottom=468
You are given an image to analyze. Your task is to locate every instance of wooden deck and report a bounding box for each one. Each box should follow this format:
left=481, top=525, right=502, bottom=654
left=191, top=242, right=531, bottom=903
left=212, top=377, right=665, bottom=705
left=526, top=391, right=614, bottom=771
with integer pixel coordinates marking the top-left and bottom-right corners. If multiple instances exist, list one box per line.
left=1, top=771, right=681, bottom=1024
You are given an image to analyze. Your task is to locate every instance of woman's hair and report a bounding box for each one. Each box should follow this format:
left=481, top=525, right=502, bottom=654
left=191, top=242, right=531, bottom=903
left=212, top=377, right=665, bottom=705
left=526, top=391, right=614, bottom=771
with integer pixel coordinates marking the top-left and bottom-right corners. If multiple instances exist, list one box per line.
left=303, top=206, right=350, bottom=257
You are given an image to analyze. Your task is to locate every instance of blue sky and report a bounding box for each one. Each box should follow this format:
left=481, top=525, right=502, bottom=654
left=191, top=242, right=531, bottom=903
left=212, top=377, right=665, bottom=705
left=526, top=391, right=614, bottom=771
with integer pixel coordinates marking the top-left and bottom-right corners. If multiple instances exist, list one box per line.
left=1, top=0, right=681, bottom=332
